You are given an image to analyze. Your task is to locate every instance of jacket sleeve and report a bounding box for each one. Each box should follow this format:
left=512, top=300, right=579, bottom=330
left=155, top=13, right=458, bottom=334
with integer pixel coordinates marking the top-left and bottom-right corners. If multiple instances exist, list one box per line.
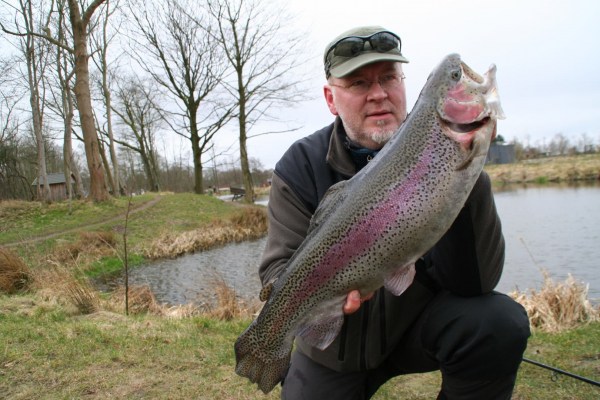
left=426, top=171, right=505, bottom=295
left=258, top=173, right=313, bottom=286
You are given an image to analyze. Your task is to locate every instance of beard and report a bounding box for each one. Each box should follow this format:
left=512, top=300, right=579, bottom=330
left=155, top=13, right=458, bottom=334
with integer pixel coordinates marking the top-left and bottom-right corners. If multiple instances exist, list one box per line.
left=366, top=119, right=397, bottom=145
left=369, top=127, right=396, bottom=145
left=339, top=111, right=400, bottom=148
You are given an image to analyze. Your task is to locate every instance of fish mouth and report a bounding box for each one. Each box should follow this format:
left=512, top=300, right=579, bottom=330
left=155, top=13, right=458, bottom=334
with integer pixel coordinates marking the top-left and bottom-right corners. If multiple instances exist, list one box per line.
left=443, top=116, right=494, bottom=171
left=446, top=117, right=490, bottom=134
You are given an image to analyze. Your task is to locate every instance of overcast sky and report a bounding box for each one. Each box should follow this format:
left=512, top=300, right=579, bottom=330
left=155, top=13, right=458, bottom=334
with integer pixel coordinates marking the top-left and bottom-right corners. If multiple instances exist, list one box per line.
left=232, top=0, right=600, bottom=169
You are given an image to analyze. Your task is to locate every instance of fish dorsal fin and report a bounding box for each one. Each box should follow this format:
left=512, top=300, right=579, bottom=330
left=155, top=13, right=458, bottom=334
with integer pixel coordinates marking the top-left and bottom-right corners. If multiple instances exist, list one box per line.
left=384, top=264, right=416, bottom=296
left=295, top=294, right=346, bottom=350
left=307, top=180, right=349, bottom=236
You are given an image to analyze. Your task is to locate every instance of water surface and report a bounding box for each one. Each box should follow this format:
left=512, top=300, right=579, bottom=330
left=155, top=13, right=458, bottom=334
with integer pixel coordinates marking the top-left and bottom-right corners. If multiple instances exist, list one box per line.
left=127, top=184, right=600, bottom=305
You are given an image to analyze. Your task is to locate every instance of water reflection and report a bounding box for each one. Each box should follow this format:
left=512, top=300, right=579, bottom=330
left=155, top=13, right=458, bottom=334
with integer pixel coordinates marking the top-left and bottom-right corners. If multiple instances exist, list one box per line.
left=127, top=183, right=600, bottom=305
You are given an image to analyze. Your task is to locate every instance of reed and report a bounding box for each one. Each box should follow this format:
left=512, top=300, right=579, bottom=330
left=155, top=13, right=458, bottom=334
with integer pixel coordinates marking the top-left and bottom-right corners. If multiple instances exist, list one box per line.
left=32, top=263, right=100, bottom=314
left=202, top=274, right=261, bottom=321
left=108, top=284, right=162, bottom=315
left=510, top=271, right=599, bottom=332
left=142, top=207, right=267, bottom=259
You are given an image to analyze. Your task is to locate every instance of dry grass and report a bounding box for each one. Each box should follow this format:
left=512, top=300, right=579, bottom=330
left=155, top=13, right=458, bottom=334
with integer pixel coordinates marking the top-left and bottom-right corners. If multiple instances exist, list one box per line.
left=142, top=207, right=267, bottom=259
left=202, top=274, right=262, bottom=321
left=32, top=264, right=100, bottom=314
left=107, top=285, right=163, bottom=315
left=485, top=154, right=600, bottom=184
left=0, top=248, right=31, bottom=293
left=50, top=230, right=118, bottom=264
left=510, top=271, right=600, bottom=332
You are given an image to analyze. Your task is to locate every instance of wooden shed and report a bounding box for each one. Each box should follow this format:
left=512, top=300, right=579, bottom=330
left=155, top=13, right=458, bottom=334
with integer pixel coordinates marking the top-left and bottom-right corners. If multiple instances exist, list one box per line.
left=31, top=172, right=75, bottom=202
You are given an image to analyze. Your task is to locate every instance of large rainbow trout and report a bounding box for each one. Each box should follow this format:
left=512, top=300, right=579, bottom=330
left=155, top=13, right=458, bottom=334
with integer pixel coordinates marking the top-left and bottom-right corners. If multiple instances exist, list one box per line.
left=235, top=54, right=505, bottom=393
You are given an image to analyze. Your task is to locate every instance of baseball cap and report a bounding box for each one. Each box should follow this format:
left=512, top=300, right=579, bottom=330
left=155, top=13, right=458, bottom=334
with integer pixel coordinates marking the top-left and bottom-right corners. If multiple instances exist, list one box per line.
left=324, top=26, right=409, bottom=79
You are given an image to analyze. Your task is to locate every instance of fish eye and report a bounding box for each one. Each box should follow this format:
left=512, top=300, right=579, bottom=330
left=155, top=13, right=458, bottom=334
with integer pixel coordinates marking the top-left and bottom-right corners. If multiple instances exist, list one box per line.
left=450, top=69, right=461, bottom=81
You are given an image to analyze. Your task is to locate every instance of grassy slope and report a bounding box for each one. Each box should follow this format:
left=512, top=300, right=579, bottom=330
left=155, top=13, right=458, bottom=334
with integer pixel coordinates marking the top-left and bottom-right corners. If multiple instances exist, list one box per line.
left=0, top=193, right=252, bottom=277
left=0, top=294, right=598, bottom=399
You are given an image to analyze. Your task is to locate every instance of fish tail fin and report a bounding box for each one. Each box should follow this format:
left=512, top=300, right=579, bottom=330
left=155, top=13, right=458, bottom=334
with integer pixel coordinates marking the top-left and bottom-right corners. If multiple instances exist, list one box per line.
left=234, top=323, right=290, bottom=394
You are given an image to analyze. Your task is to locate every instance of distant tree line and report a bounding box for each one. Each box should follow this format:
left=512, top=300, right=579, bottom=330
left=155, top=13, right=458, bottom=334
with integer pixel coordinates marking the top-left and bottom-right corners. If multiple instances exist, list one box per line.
left=0, top=0, right=305, bottom=202
left=493, top=132, right=599, bottom=161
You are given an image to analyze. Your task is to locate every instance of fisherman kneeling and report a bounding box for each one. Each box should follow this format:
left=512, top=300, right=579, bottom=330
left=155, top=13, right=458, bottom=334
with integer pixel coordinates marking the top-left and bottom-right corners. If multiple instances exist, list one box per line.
left=256, top=26, right=531, bottom=400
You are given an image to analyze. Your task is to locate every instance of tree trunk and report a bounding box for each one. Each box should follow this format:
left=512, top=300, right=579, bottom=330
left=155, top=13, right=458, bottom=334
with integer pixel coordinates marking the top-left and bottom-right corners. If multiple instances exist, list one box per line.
left=23, top=0, right=50, bottom=203
left=60, top=67, right=84, bottom=199
left=99, top=10, right=122, bottom=195
left=189, top=109, right=204, bottom=194
left=67, top=0, right=110, bottom=202
left=237, top=71, right=254, bottom=203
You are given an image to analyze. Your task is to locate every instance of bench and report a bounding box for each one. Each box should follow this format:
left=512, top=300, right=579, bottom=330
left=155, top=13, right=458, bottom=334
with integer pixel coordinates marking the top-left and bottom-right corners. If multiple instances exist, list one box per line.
left=230, top=187, right=245, bottom=201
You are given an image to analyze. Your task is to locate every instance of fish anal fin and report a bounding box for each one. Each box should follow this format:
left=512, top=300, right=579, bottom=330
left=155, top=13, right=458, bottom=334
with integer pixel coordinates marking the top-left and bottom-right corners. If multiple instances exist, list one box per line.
left=384, top=264, right=416, bottom=296
left=295, top=295, right=346, bottom=350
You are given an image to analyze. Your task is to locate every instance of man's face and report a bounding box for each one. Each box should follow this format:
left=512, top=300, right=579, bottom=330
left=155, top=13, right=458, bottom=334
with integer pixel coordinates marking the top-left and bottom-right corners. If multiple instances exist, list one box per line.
left=324, top=61, right=407, bottom=150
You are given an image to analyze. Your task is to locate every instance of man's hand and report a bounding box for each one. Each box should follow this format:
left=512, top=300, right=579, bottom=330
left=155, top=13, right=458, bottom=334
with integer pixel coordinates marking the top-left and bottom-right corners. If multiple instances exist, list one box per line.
left=343, top=290, right=374, bottom=314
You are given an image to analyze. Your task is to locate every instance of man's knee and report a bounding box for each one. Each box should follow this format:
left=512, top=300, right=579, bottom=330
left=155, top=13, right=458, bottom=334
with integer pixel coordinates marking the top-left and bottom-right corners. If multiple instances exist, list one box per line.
left=424, top=292, right=530, bottom=380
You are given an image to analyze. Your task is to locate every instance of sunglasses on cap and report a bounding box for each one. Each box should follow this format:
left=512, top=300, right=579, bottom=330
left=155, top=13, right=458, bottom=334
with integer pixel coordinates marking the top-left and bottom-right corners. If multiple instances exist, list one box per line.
left=325, top=31, right=402, bottom=60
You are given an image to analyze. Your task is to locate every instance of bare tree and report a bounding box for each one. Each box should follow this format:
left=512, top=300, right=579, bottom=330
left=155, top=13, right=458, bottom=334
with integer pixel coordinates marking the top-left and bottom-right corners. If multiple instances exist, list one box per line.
left=65, top=0, right=110, bottom=201
left=2, top=0, right=111, bottom=201
left=112, top=76, right=162, bottom=192
left=0, top=63, right=33, bottom=200
left=129, top=0, right=234, bottom=194
left=207, top=0, right=307, bottom=202
left=91, top=0, right=123, bottom=195
left=45, top=0, right=85, bottom=199
left=1, top=0, right=54, bottom=202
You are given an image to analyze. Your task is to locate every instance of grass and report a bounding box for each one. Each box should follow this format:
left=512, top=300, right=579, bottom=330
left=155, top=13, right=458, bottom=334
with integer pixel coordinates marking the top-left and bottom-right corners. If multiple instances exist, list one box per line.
left=0, top=293, right=598, bottom=399
left=1, top=175, right=600, bottom=398
left=0, top=195, right=152, bottom=244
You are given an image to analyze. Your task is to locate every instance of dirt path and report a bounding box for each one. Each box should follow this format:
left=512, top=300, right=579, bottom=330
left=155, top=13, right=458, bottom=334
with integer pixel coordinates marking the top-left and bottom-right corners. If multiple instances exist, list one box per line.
left=2, top=195, right=163, bottom=248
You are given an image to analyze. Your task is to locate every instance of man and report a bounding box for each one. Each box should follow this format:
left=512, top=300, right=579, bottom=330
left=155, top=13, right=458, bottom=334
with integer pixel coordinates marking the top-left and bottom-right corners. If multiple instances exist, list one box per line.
left=259, top=26, right=530, bottom=400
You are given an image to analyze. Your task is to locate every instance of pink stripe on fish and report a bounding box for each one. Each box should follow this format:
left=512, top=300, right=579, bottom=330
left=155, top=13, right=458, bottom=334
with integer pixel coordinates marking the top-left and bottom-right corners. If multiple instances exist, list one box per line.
left=295, top=143, right=435, bottom=300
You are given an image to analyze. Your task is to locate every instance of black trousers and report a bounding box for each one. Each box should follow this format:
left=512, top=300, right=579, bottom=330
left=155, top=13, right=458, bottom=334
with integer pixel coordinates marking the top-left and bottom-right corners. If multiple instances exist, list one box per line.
left=281, top=291, right=530, bottom=400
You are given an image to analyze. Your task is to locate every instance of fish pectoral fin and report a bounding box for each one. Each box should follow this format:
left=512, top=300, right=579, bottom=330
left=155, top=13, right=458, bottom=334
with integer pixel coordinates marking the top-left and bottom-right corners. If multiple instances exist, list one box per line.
left=295, top=296, right=346, bottom=350
left=259, top=279, right=276, bottom=302
left=384, top=264, right=416, bottom=296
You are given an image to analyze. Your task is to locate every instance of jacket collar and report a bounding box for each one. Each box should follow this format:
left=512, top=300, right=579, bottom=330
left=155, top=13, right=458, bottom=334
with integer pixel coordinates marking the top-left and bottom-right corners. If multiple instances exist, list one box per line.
left=326, top=117, right=356, bottom=178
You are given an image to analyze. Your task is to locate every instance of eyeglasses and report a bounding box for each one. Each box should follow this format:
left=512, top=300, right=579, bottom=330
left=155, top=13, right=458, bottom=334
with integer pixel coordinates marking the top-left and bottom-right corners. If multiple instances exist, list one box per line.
left=325, top=31, right=402, bottom=61
left=329, top=73, right=406, bottom=95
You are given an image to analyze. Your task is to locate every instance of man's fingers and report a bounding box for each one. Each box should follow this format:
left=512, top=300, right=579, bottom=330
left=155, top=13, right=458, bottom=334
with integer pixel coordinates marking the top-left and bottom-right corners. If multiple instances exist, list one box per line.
left=343, top=290, right=374, bottom=315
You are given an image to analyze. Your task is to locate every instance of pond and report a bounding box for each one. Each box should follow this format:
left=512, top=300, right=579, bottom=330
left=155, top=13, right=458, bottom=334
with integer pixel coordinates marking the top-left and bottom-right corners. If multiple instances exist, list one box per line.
left=125, top=183, right=600, bottom=306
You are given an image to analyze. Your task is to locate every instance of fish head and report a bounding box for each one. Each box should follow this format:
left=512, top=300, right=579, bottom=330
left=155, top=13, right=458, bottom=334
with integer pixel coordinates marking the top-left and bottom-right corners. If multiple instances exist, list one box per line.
left=431, top=54, right=505, bottom=169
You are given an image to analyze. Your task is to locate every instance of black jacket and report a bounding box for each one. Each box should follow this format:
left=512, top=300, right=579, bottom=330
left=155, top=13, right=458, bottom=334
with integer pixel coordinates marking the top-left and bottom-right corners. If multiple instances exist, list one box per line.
left=259, top=117, right=505, bottom=371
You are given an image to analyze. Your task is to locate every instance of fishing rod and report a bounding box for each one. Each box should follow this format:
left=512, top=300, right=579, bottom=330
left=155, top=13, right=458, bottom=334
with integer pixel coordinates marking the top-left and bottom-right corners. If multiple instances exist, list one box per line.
left=523, top=357, right=600, bottom=388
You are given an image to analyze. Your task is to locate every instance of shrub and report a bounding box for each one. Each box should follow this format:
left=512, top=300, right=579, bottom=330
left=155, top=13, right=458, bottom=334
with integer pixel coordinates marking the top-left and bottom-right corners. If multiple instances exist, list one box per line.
left=0, top=248, right=31, bottom=293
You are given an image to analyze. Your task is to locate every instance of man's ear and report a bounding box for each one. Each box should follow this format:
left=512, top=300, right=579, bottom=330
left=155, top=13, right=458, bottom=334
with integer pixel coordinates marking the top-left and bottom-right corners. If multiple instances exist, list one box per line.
left=324, top=85, right=339, bottom=116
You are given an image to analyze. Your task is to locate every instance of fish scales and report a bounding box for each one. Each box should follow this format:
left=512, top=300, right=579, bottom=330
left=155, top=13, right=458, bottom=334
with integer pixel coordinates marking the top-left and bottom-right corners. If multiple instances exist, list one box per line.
left=235, top=53, right=505, bottom=393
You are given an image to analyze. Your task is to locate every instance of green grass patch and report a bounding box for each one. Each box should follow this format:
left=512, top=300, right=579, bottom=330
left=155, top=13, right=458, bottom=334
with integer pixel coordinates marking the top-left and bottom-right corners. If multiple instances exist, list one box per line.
left=86, top=254, right=146, bottom=279
left=0, top=195, right=153, bottom=245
